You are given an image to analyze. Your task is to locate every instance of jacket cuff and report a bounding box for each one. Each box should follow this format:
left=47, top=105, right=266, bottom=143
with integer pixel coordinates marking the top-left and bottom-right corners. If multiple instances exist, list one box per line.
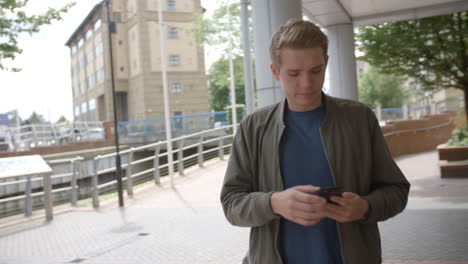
left=359, top=193, right=381, bottom=224
left=263, top=192, right=281, bottom=221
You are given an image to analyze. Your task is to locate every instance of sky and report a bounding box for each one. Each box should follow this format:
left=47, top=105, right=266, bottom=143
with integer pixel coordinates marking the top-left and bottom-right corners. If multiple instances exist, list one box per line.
left=0, top=0, right=220, bottom=123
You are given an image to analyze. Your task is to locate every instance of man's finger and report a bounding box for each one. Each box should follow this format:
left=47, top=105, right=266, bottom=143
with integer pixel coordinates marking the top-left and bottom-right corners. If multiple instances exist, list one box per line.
left=294, top=191, right=327, bottom=204
left=329, top=196, right=349, bottom=206
left=294, top=185, right=319, bottom=194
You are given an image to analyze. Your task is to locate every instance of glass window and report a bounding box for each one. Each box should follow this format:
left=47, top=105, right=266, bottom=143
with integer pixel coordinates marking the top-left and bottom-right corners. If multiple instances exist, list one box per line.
left=171, top=83, right=182, bottom=93
left=81, top=102, right=88, bottom=114
left=88, top=74, right=95, bottom=88
left=71, top=46, right=77, bottom=54
left=95, top=19, right=101, bottom=29
left=86, top=50, right=94, bottom=63
left=85, top=28, right=93, bottom=40
left=168, top=27, right=178, bottom=38
left=96, top=68, right=105, bottom=83
left=169, top=55, right=180, bottom=66
left=167, top=0, right=176, bottom=11
left=89, top=98, right=96, bottom=110
left=74, top=106, right=80, bottom=116
left=95, top=41, right=103, bottom=57
left=79, top=55, right=85, bottom=71
left=78, top=39, right=84, bottom=48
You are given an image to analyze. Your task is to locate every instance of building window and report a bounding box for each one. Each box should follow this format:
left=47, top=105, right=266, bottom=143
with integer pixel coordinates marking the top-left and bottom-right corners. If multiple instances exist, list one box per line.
left=86, top=49, right=94, bottom=64
left=89, top=98, right=96, bottom=110
left=71, top=46, right=77, bottom=55
left=171, top=83, right=182, bottom=94
left=88, top=74, right=95, bottom=88
left=80, top=80, right=87, bottom=93
left=169, top=55, right=180, bottom=66
left=79, top=56, right=85, bottom=71
left=168, top=27, right=178, bottom=38
left=95, top=19, right=101, bottom=29
left=85, top=28, right=93, bottom=40
left=96, top=68, right=105, bottom=83
left=78, top=39, right=84, bottom=48
left=167, top=0, right=176, bottom=11
left=81, top=102, right=88, bottom=114
left=74, top=106, right=80, bottom=117
left=95, top=41, right=103, bottom=57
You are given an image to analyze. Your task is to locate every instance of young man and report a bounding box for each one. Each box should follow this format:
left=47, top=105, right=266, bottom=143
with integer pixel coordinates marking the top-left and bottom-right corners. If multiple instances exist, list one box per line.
left=220, top=20, right=410, bottom=264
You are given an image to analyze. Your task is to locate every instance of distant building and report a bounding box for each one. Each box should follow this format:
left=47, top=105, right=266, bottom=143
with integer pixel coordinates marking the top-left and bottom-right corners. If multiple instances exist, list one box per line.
left=65, top=0, right=209, bottom=122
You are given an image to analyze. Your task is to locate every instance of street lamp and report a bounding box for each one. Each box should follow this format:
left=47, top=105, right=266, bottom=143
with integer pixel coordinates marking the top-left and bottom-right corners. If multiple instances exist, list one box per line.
left=105, top=0, right=124, bottom=207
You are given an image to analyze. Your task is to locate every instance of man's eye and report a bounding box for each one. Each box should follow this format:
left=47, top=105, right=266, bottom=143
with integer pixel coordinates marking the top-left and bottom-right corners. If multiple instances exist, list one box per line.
left=288, top=73, right=299, bottom=77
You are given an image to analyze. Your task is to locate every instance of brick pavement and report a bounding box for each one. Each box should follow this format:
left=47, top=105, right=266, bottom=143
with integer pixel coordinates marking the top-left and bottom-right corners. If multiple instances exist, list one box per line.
left=0, top=150, right=467, bottom=264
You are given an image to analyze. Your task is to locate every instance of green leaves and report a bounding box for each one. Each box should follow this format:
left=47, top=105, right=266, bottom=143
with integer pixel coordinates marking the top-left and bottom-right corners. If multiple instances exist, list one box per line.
left=358, top=66, right=407, bottom=109
left=0, top=0, right=75, bottom=71
left=208, top=56, right=247, bottom=112
left=356, top=12, right=467, bottom=91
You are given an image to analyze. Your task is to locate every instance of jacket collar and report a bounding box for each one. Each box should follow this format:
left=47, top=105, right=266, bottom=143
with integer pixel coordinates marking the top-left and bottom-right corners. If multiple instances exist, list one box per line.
left=275, top=91, right=334, bottom=126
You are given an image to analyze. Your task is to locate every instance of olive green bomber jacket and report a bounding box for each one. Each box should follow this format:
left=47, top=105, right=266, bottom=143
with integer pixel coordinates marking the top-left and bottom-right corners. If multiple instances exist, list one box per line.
left=220, top=94, right=410, bottom=264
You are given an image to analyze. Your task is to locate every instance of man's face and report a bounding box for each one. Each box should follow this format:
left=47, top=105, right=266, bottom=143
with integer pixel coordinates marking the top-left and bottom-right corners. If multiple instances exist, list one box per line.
left=270, top=47, right=328, bottom=112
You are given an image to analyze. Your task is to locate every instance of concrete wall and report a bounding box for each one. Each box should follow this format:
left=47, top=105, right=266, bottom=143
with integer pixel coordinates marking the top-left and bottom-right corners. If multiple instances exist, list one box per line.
left=383, top=114, right=455, bottom=157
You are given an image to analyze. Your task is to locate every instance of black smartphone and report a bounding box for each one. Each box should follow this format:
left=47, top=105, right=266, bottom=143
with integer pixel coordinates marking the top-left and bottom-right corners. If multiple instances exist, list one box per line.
left=316, top=186, right=343, bottom=203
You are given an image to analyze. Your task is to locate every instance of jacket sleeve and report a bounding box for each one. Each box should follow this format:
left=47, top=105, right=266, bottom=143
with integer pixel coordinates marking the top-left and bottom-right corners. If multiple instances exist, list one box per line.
left=361, top=108, right=411, bottom=224
left=220, top=122, right=280, bottom=227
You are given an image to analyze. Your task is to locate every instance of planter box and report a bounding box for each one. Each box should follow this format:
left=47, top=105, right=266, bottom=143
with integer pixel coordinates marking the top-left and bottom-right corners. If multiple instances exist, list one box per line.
left=437, top=144, right=468, bottom=178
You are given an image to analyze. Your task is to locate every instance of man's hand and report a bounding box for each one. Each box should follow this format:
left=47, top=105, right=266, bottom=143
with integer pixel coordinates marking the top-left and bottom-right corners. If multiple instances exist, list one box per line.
left=270, top=185, right=327, bottom=227
left=325, top=192, right=369, bottom=223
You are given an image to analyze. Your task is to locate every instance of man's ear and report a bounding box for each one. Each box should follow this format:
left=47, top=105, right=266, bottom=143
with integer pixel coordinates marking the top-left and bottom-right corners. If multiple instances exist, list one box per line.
left=270, top=63, right=280, bottom=81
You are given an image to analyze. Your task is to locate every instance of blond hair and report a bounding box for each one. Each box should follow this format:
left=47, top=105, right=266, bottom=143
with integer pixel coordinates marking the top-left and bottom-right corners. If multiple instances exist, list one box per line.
left=269, top=19, right=328, bottom=68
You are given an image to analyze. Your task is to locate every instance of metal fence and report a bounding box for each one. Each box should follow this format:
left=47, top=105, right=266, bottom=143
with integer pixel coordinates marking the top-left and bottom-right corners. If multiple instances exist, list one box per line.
left=0, top=125, right=234, bottom=220
left=118, top=112, right=228, bottom=137
left=0, top=121, right=104, bottom=152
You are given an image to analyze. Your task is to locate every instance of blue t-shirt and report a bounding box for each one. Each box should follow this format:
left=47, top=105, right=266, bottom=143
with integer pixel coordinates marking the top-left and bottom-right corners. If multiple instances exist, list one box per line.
left=279, top=104, right=343, bottom=264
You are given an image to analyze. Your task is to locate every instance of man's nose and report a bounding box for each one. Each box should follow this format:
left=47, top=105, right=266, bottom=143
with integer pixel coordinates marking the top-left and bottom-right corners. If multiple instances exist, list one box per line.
left=299, top=74, right=314, bottom=88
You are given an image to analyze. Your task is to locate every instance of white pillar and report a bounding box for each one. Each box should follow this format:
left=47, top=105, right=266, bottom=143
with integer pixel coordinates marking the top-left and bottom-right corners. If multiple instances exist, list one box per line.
left=376, top=104, right=382, bottom=122
left=326, top=24, right=358, bottom=100
left=252, top=0, right=302, bottom=108
left=402, top=104, right=409, bottom=120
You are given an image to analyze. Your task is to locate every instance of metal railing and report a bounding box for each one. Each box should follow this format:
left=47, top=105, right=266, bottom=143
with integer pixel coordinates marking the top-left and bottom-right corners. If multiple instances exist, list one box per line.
left=0, top=121, right=104, bottom=152
left=0, top=156, right=83, bottom=218
left=0, top=125, right=234, bottom=219
left=118, top=112, right=229, bottom=137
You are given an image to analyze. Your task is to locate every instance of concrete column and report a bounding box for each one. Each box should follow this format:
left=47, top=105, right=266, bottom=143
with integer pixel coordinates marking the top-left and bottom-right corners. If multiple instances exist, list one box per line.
left=326, top=24, right=358, bottom=100
left=252, top=0, right=302, bottom=108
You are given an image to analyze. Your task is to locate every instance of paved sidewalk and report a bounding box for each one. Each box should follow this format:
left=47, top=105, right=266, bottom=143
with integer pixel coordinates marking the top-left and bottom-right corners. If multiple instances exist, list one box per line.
left=0, top=150, right=467, bottom=264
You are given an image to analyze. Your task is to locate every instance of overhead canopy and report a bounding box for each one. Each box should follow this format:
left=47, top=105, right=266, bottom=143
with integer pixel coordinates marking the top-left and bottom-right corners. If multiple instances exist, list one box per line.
left=303, top=0, right=468, bottom=27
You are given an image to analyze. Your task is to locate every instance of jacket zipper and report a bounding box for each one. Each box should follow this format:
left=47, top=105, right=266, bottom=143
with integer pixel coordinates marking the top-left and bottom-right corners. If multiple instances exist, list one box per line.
left=274, top=124, right=285, bottom=264
left=319, top=127, right=346, bottom=264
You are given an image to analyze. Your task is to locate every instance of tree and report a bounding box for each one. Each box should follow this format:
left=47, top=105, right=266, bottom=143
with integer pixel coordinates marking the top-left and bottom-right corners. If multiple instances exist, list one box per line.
left=192, top=2, right=246, bottom=56
left=359, top=66, right=407, bottom=109
left=208, top=55, right=246, bottom=112
left=356, top=12, right=468, bottom=123
left=56, top=115, right=67, bottom=124
left=0, top=1, right=75, bottom=71
left=24, top=111, right=46, bottom=124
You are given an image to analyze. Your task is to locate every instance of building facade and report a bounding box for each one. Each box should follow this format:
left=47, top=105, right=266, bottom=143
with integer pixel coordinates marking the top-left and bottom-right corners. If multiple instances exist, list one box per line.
left=65, top=0, right=209, bottom=123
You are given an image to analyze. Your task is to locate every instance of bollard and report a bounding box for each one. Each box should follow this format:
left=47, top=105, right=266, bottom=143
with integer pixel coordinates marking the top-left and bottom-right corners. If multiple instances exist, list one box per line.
left=178, top=139, right=185, bottom=176
left=153, top=145, right=161, bottom=185
left=25, top=176, right=32, bottom=217
left=43, top=172, right=53, bottom=221
left=92, top=157, right=100, bottom=209
left=218, top=136, right=224, bottom=160
left=198, top=134, right=204, bottom=168
left=126, top=148, right=135, bottom=197
left=70, top=160, right=78, bottom=206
